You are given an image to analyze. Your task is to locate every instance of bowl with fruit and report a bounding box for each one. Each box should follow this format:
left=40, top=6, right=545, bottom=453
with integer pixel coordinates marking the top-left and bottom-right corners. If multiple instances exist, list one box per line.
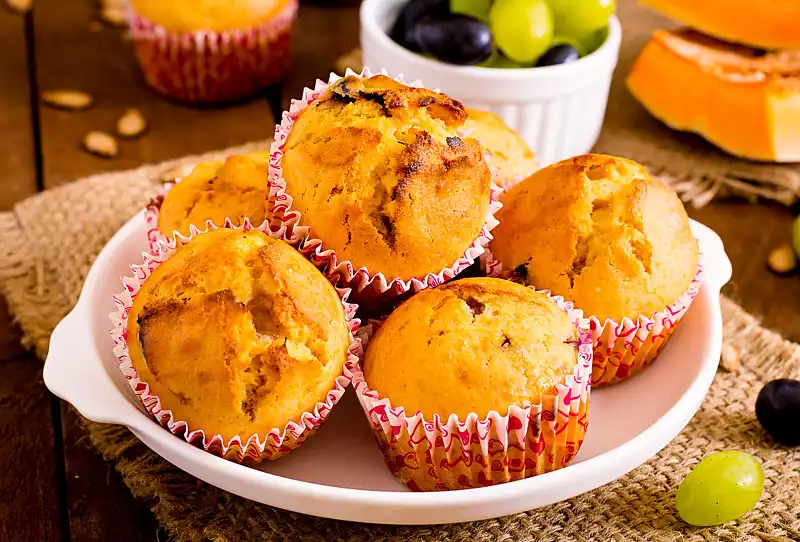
left=360, top=0, right=622, bottom=166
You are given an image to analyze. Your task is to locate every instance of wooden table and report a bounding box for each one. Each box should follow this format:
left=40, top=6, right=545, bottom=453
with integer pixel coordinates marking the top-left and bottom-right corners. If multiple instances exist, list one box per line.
left=0, top=1, right=798, bottom=540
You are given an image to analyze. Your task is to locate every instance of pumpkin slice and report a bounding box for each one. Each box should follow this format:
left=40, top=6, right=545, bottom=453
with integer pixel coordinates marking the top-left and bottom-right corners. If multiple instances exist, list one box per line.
left=627, top=29, right=800, bottom=163
left=640, top=0, right=800, bottom=50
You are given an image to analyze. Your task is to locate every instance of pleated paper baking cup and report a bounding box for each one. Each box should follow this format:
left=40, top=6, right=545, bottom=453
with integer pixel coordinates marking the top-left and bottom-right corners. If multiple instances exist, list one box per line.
left=109, top=221, right=361, bottom=463
left=144, top=181, right=278, bottom=255
left=127, top=0, right=298, bottom=103
left=351, top=293, right=592, bottom=491
left=267, top=68, right=502, bottom=307
left=480, top=249, right=705, bottom=387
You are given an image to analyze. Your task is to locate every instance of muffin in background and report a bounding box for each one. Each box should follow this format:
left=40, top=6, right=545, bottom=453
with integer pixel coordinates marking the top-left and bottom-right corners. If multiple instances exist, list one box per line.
left=156, top=152, right=269, bottom=239
left=489, top=154, right=700, bottom=385
left=128, top=0, right=298, bottom=103
left=463, top=108, right=537, bottom=190
left=278, top=74, right=492, bottom=282
left=125, top=229, right=351, bottom=453
left=355, top=277, right=591, bottom=491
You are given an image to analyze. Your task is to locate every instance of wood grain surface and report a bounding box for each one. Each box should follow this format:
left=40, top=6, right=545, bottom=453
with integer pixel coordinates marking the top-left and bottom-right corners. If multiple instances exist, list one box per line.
left=0, top=0, right=799, bottom=540
left=0, top=9, right=37, bottom=210
left=32, top=0, right=277, bottom=189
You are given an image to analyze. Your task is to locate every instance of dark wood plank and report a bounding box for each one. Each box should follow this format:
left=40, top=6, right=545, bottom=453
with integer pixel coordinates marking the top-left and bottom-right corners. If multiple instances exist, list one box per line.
left=0, top=297, right=27, bottom=363
left=0, top=357, right=61, bottom=542
left=0, top=8, right=61, bottom=542
left=33, top=0, right=276, bottom=189
left=59, top=407, right=166, bottom=542
left=0, top=9, right=37, bottom=209
left=284, top=4, right=361, bottom=106
left=690, top=201, right=800, bottom=342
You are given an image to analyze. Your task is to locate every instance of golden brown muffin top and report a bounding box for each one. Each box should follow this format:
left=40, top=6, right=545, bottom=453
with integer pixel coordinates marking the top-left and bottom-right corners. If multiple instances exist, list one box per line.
left=363, top=277, right=579, bottom=419
left=490, top=154, right=698, bottom=322
left=131, top=0, right=290, bottom=32
left=463, top=108, right=537, bottom=188
left=281, top=75, right=492, bottom=280
left=157, top=152, right=269, bottom=239
left=126, top=229, right=350, bottom=442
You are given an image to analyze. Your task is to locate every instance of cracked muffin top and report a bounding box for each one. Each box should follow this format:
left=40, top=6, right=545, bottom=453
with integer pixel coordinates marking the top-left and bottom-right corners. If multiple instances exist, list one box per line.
left=489, top=154, right=698, bottom=323
left=363, top=278, right=579, bottom=419
left=157, top=152, right=269, bottom=238
left=280, top=75, right=492, bottom=280
left=126, top=229, right=350, bottom=442
left=462, top=108, right=537, bottom=190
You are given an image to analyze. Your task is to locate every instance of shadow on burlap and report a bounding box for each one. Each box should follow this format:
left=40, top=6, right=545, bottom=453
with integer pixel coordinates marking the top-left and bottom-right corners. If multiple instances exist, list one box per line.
left=0, top=143, right=798, bottom=541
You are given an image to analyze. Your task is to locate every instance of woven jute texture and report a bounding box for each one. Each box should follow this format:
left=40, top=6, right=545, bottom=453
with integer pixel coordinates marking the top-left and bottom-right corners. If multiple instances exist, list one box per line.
left=338, top=0, right=800, bottom=208
left=0, top=145, right=799, bottom=541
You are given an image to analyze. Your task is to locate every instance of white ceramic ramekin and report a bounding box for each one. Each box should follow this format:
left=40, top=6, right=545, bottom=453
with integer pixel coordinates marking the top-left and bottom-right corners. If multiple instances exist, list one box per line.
left=360, top=0, right=622, bottom=167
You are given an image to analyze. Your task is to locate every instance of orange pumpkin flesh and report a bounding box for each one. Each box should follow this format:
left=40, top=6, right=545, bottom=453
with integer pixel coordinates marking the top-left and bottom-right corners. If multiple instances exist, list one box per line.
left=640, top=0, right=800, bottom=50
left=627, top=29, right=800, bottom=163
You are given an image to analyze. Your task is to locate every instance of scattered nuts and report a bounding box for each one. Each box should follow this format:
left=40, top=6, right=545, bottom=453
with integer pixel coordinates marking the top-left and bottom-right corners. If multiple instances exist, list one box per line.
left=767, top=243, right=797, bottom=275
left=116, top=108, right=147, bottom=139
left=5, top=0, right=32, bottom=14
left=159, top=163, right=196, bottom=184
left=82, top=131, right=118, bottom=158
left=41, top=90, right=94, bottom=111
left=719, top=342, right=742, bottom=373
left=100, top=5, right=126, bottom=26
left=335, top=47, right=363, bottom=75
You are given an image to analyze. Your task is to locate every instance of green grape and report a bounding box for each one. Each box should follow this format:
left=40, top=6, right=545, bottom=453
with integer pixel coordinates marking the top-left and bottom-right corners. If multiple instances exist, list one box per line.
left=792, top=215, right=800, bottom=259
left=477, top=50, right=532, bottom=68
left=546, top=0, right=614, bottom=43
left=578, top=26, right=609, bottom=55
left=451, top=0, right=492, bottom=22
left=676, top=451, right=764, bottom=527
left=490, top=0, right=554, bottom=64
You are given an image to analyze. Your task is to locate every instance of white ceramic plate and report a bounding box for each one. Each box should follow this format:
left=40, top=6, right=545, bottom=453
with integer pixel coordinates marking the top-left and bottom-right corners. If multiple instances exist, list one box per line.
left=43, top=212, right=732, bottom=525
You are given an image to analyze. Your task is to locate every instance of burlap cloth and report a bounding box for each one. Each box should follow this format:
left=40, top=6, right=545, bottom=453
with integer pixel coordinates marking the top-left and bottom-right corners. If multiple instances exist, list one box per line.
left=1, top=2, right=800, bottom=537
left=0, top=143, right=798, bottom=541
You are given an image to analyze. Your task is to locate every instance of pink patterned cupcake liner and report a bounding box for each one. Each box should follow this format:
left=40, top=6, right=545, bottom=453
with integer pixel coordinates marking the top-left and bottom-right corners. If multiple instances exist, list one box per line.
left=267, top=68, right=503, bottom=307
left=481, top=247, right=705, bottom=387
left=351, top=292, right=593, bottom=491
left=127, top=0, right=298, bottom=103
left=109, top=220, right=361, bottom=463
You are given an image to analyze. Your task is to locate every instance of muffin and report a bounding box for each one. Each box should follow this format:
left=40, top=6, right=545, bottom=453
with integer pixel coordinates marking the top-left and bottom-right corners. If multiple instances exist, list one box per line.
left=354, top=277, right=592, bottom=491
left=155, top=152, right=270, bottom=240
left=272, top=73, right=496, bottom=297
left=123, top=228, right=353, bottom=459
left=128, top=0, right=298, bottom=103
left=489, top=154, right=701, bottom=385
left=462, top=108, right=537, bottom=190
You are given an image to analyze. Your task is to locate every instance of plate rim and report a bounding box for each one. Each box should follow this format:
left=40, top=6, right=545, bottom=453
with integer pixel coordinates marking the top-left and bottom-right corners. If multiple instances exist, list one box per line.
left=43, top=212, right=732, bottom=525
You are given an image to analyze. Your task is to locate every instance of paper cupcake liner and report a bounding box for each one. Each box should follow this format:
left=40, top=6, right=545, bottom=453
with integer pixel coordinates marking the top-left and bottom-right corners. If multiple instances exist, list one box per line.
left=127, top=0, right=298, bottom=103
left=480, top=248, right=705, bottom=387
left=267, top=68, right=503, bottom=307
left=351, top=292, right=592, bottom=491
left=109, top=219, right=362, bottom=463
left=144, top=180, right=278, bottom=255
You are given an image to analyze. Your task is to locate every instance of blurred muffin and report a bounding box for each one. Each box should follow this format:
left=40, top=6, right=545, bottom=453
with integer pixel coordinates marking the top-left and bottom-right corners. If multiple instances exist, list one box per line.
left=126, top=229, right=351, bottom=444
left=279, top=74, right=492, bottom=280
left=157, top=152, right=269, bottom=238
left=489, top=154, right=699, bottom=384
left=128, top=0, right=298, bottom=103
left=463, top=108, right=537, bottom=190
left=357, top=277, right=590, bottom=490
